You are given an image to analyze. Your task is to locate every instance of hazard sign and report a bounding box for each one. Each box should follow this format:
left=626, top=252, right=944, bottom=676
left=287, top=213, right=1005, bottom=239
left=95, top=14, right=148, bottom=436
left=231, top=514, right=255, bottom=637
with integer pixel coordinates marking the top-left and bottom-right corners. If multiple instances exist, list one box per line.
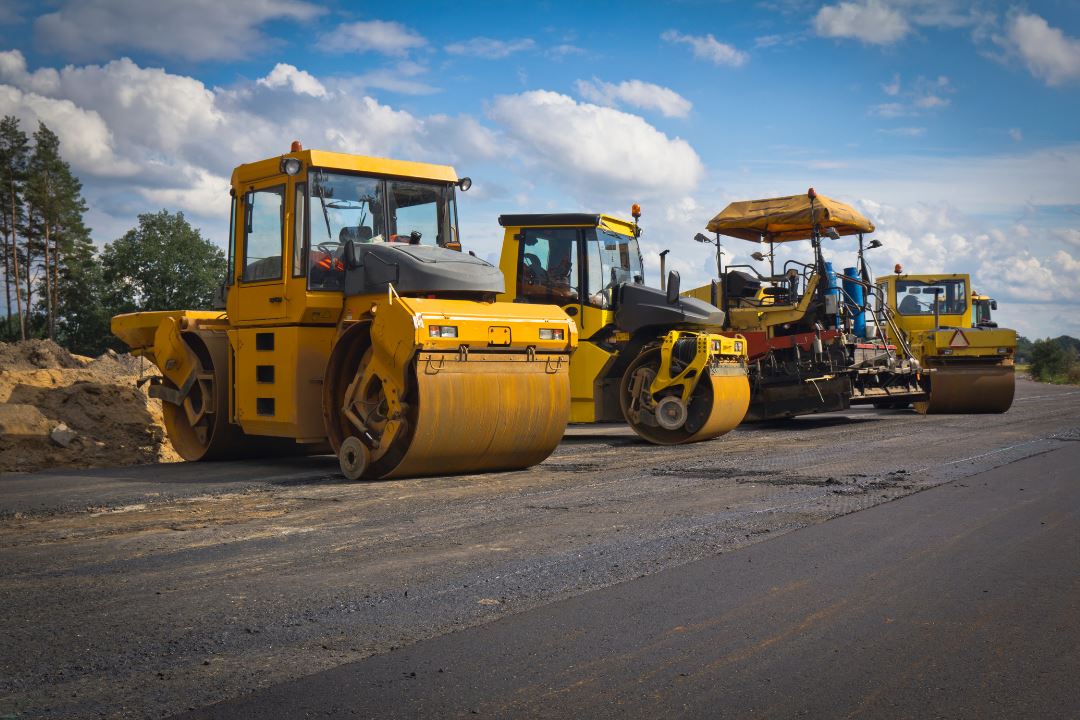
left=949, top=330, right=969, bottom=348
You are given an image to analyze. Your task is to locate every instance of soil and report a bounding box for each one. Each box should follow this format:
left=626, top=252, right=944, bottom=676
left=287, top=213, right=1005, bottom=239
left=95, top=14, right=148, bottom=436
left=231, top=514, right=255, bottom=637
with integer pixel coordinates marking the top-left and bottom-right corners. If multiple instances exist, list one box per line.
left=0, top=341, right=180, bottom=473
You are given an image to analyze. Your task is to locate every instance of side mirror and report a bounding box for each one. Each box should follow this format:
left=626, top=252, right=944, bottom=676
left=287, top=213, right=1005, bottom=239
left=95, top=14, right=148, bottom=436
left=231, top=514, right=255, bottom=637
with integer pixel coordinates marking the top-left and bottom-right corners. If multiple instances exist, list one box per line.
left=990, top=300, right=998, bottom=310
left=666, top=270, right=681, bottom=305
left=343, top=239, right=359, bottom=269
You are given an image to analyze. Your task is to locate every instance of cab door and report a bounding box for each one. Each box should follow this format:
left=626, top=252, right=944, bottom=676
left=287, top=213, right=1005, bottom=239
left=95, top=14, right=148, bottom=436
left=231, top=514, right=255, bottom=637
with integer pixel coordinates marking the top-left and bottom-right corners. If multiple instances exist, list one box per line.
left=234, top=183, right=288, bottom=323
left=517, top=226, right=583, bottom=323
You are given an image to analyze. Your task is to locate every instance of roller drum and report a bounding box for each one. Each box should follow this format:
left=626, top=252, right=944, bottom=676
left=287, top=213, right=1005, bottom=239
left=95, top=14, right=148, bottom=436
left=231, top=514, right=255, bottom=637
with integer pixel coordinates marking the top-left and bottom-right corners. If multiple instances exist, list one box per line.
left=915, top=365, right=1015, bottom=414
left=384, top=352, right=570, bottom=479
left=619, top=349, right=749, bottom=445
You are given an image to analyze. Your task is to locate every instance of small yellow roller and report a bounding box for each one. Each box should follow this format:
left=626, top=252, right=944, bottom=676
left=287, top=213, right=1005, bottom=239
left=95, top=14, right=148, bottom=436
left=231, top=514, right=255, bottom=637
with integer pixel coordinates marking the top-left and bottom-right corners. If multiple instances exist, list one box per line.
left=497, top=212, right=750, bottom=444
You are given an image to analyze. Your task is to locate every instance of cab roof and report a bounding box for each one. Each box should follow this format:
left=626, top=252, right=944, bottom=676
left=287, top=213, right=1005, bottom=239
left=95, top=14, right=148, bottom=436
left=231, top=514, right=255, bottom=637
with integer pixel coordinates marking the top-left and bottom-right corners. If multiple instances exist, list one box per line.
left=498, top=213, right=637, bottom=236
left=231, top=148, right=459, bottom=187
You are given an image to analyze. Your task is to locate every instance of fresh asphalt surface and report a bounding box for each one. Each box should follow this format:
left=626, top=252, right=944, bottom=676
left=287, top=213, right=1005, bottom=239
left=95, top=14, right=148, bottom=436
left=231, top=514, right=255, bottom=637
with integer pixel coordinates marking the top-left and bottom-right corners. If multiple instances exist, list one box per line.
left=2, top=378, right=1079, bottom=718
left=182, top=441, right=1080, bottom=719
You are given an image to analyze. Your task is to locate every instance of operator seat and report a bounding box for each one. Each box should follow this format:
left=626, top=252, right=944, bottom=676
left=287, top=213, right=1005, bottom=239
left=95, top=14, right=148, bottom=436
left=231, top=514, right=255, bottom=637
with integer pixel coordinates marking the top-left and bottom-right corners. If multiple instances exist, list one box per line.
left=898, top=292, right=921, bottom=314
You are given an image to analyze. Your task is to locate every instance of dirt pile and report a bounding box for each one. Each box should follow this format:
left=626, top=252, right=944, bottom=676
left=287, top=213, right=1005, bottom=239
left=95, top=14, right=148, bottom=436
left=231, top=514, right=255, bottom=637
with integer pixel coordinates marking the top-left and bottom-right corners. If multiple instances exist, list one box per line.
left=0, top=340, right=181, bottom=473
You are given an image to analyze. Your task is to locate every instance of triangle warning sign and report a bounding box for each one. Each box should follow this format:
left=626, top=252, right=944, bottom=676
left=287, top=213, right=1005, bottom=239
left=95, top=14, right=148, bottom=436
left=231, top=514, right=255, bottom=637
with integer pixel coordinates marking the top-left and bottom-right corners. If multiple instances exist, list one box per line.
left=949, top=330, right=969, bottom=348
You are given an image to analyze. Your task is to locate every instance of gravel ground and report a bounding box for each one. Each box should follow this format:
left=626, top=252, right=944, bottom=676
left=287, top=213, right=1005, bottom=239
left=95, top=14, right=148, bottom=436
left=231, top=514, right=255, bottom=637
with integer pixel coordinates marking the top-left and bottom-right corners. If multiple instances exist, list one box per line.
left=1, top=377, right=1078, bottom=718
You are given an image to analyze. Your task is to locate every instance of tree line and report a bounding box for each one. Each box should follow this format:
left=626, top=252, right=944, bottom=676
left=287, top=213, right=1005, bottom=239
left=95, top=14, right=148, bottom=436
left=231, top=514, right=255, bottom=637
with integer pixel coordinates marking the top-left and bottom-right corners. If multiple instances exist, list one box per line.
left=1, top=116, right=225, bottom=356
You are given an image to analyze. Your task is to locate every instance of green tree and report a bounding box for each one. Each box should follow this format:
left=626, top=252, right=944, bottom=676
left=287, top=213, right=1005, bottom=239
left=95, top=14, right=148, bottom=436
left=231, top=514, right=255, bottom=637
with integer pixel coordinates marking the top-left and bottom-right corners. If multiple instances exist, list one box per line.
left=25, top=123, right=91, bottom=340
left=1029, top=338, right=1074, bottom=382
left=0, top=115, right=30, bottom=340
left=101, top=210, right=226, bottom=314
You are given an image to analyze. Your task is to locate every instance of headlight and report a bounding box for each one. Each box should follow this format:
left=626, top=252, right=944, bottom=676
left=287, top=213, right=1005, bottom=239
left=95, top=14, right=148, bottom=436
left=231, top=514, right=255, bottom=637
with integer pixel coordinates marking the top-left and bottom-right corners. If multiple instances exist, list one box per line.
left=539, top=328, right=564, bottom=340
left=734, top=340, right=743, bottom=353
left=942, top=348, right=953, bottom=355
left=280, top=157, right=302, bottom=175
left=997, top=347, right=1008, bottom=354
left=428, top=325, right=458, bottom=338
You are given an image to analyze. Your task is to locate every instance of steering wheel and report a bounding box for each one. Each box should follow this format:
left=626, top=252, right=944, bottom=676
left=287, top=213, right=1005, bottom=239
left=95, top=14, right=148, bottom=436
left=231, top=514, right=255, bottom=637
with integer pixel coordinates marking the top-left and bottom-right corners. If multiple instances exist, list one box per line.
left=316, top=241, right=342, bottom=255
left=523, top=253, right=547, bottom=283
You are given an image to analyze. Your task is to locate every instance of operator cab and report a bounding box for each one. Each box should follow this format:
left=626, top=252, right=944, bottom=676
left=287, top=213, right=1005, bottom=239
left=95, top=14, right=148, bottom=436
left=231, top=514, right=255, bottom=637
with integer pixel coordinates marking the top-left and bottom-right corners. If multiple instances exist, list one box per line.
left=498, top=213, right=645, bottom=338
left=306, top=170, right=461, bottom=291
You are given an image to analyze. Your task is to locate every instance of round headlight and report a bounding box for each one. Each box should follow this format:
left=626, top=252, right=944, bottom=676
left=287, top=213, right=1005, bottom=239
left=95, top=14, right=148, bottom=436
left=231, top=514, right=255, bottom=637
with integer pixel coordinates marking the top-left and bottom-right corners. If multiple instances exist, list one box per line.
left=280, top=157, right=302, bottom=175
left=457, top=176, right=472, bottom=192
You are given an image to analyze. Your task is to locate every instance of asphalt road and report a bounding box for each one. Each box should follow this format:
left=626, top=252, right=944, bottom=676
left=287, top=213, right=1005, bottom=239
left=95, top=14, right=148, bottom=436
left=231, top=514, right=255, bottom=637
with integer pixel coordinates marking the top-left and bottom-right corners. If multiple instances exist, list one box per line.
left=185, top=438, right=1080, bottom=720
left=1, top=377, right=1078, bottom=718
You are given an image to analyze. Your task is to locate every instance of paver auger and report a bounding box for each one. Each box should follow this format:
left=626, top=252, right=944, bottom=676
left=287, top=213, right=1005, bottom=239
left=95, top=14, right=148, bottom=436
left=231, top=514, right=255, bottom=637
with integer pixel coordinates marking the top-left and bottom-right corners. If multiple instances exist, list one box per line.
left=112, top=145, right=576, bottom=479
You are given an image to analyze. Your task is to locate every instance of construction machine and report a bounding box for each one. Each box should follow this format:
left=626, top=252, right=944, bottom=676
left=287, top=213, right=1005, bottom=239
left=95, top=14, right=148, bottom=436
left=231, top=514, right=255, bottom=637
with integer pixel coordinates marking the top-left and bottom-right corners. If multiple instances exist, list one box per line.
left=497, top=210, right=750, bottom=444
left=112, top=144, right=577, bottom=480
left=971, top=291, right=999, bottom=328
left=684, top=190, right=925, bottom=420
left=875, top=271, right=1016, bottom=413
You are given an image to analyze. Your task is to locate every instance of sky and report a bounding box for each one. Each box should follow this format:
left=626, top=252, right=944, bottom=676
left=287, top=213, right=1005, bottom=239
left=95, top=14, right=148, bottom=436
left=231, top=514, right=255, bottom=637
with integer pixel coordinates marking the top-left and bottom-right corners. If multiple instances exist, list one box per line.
left=1, top=0, right=1079, bottom=338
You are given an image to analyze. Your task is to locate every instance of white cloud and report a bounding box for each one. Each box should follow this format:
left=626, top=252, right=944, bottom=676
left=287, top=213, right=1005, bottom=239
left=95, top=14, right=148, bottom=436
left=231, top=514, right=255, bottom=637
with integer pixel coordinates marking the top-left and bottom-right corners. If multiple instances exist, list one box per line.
left=0, top=51, right=499, bottom=237
left=33, top=0, right=322, bottom=62
left=318, top=20, right=427, bottom=57
left=661, top=30, right=748, bottom=67
left=997, top=12, right=1080, bottom=86
left=813, top=0, right=909, bottom=45
left=0, top=84, right=138, bottom=177
left=1009, top=128, right=1023, bottom=142
left=445, top=37, right=535, bottom=59
left=574, top=78, right=692, bottom=119
left=870, top=103, right=912, bottom=118
left=488, top=90, right=704, bottom=197
left=870, top=74, right=952, bottom=117
left=881, top=73, right=901, bottom=96
left=257, top=63, right=327, bottom=98
left=546, top=44, right=586, bottom=60
left=878, top=126, right=926, bottom=137
left=1054, top=228, right=1080, bottom=249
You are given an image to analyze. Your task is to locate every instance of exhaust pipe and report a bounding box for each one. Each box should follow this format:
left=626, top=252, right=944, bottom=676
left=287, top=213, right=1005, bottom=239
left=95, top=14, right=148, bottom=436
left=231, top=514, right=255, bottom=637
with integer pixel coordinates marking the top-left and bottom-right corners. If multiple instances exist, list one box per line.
left=659, top=250, right=669, bottom=291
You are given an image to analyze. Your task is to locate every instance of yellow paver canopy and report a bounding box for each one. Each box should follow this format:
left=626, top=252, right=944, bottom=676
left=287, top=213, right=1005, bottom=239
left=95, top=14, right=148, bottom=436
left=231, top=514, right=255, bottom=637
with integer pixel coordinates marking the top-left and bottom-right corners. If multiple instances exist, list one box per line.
left=706, top=190, right=875, bottom=242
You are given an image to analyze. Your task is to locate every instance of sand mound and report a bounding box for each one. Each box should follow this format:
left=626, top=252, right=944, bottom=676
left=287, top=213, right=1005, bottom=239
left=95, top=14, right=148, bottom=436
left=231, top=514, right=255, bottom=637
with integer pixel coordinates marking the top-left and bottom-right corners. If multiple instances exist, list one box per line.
left=0, top=339, right=84, bottom=371
left=0, top=340, right=180, bottom=473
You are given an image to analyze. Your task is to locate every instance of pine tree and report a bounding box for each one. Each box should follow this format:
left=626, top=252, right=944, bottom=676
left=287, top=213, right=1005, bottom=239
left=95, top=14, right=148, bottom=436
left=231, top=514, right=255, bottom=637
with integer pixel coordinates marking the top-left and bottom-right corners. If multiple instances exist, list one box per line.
left=0, top=115, right=30, bottom=340
left=25, top=123, right=91, bottom=340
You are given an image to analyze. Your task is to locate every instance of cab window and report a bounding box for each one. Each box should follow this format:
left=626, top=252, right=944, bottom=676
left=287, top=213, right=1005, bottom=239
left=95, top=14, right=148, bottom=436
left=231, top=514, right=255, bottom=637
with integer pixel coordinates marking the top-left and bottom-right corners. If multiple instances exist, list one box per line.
left=519, top=228, right=580, bottom=306
left=584, top=228, right=643, bottom=308
left=387, top=180, right=452, bottom=246
left=292, top=182, right=307, bottom=277
left=226, top=196, right=236, bottom=285
left=242, top=186, right=284, bottom=282
left=896, top=279, right=967, bottom=315
left=308, top=172, right=385, bottom=291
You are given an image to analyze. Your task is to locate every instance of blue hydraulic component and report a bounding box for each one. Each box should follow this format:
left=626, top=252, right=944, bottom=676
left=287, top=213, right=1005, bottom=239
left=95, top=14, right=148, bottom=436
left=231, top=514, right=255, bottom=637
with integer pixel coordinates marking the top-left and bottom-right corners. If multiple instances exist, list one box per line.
left=824, top=261, right=841, bottom=328
left=843, top=266, right=866, bottom=338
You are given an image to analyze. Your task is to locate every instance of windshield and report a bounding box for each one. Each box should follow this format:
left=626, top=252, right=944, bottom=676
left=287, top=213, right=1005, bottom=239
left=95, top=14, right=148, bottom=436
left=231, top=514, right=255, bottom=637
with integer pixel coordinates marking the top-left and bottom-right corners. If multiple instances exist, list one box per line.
left=896, top=279, right=967, bottom=316
left=584, top=228, right=643, bottom=308
left=306, top=169, right=458, bottom=290
left=974, top=299, right=992, bottom=325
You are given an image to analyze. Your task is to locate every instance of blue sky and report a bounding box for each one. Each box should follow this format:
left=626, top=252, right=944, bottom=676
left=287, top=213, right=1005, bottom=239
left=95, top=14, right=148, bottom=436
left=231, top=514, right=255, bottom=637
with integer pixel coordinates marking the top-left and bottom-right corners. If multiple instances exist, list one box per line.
left=2, top=0, right=1079, bottom=337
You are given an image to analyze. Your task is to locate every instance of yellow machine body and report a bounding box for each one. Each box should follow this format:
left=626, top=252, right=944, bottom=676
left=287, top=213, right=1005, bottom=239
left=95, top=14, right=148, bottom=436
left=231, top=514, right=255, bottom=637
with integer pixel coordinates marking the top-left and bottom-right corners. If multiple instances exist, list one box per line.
left=112, top=147, right=576, bottom=478
left=497, top=213, right=749, bottom=443
left=876, top=273, right=1016, bottom=413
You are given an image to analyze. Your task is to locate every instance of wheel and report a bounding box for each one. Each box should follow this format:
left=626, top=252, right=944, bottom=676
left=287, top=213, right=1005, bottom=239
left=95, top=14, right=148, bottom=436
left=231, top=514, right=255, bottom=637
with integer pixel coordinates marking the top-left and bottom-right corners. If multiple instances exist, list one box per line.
left=618, top=348, right=748, bottom=445
left=338, top=436, right=371, bottom=480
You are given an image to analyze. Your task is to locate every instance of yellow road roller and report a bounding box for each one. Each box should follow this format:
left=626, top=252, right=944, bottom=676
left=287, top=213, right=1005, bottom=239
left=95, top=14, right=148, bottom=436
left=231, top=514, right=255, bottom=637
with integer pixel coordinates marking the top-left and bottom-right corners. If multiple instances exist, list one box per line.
left=112, top=144, right=577, bottom=479
left=876, top=271, right=1016, bottom=413
left=496, top=210, right=749, bottom=444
